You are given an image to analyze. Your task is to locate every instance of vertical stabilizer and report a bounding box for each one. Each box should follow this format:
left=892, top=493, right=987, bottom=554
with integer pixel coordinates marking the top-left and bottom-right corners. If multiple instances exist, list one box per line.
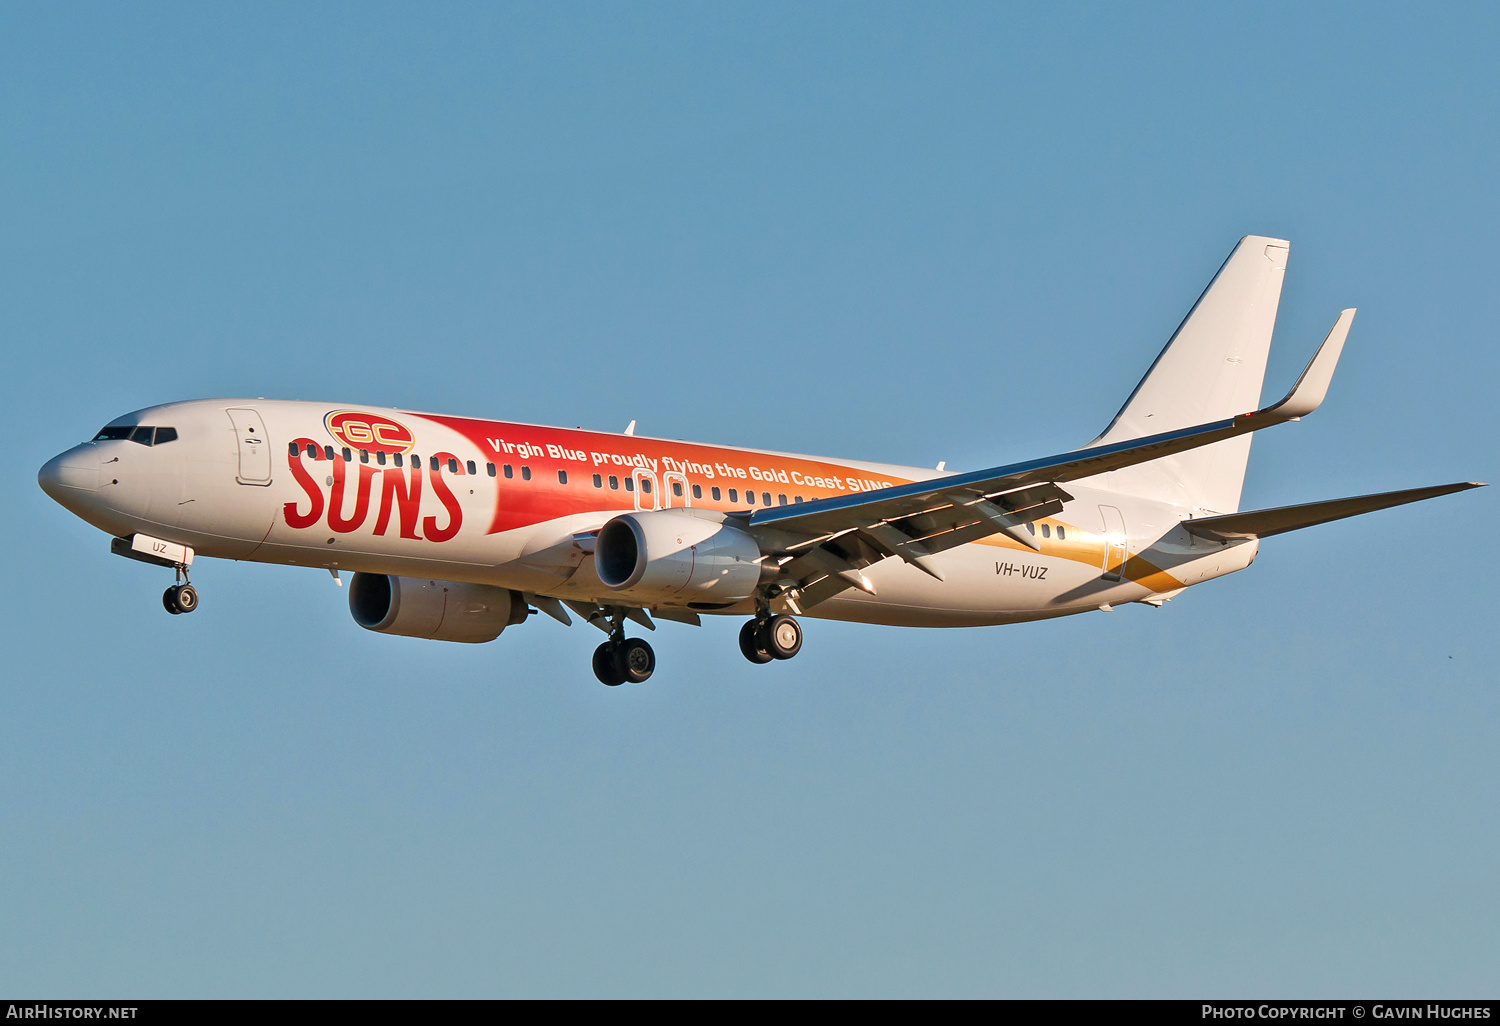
left=1089, top=236, right=1289, bottom=513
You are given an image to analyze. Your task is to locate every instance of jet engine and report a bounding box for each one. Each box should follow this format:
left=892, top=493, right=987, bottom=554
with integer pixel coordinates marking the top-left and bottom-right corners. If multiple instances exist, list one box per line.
left=595, top=509, right=762, bottom=605
left=348, top=573, right=527, bottom=643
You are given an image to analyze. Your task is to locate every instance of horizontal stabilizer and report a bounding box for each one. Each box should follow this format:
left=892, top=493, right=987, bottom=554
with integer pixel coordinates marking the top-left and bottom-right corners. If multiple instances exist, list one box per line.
left=1181, top=482, right=1484, bottom=542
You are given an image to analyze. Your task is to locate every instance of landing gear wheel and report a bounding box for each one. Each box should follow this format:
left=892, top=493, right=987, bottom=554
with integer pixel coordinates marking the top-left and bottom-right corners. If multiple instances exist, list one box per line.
left=739, top=619, right=773, bottom=664
left=593, top=643, right=626, bottom=686
left=765, top=614, right=802, bottom=660
left=163, top=584, right=198, bottom=615
left=614, top=637, right=656, bottom=684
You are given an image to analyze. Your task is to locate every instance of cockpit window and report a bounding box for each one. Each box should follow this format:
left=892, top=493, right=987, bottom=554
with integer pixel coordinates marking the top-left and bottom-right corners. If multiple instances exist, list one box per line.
left=94, top=424, right=179, bottom=445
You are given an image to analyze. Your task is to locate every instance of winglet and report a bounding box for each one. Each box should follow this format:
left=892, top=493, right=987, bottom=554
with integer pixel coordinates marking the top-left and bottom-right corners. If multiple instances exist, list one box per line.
left=1263, top=309, right=1355, bottom=421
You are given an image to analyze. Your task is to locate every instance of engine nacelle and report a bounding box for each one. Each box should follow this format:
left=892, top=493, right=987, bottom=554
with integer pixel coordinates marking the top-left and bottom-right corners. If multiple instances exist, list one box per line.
left=348, top=573, right=527, bottom=644
left=595, top=509, right=762, bottom=604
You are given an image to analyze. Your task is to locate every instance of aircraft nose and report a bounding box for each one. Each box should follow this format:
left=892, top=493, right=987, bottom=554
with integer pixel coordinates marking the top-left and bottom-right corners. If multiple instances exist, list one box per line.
left=38, top=447, right=100, bottom=504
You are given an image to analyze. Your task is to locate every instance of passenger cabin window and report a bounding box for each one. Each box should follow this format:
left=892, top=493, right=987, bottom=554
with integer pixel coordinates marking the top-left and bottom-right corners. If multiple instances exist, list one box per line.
left=304, top=442, right=317, bottom=458
left=558, top=470, right=568, bottom=484
left=672, top=482, right=683, bottom=497
left=92, top=426, right=134, bottom=441
left=464, top=460, right=475, bottom=475
left=609, top=475, right=619, bottom=490
left=324, top=445, right=336, bottom=460
left=1057, top=526, right=1066, bottom=540
left=593, top=474, right=603, bottom=488
left=778, top=494, right=787, bottom=506
left=794, top=496, right=802, bottom=503
left=746, top=491, right=755, bottom=505
left=762, top=492, right=771, bottom=506
left=486, top=463, right=495, bottom=477
left=430, top=456, right=440, bottom=471
left=624, top=477, right=634, bottom=492
left=394, top=454, right=404, bottom=467
left=1041, top=524, right=1050, bottom=538
left=448, top=458, right=459, bottom=473
left=521, top=466, right=531, bottom=481
left=377, top=451, right=386, bottom=466
left=692, top=484, right=702, bottom=499
left=640, top=478, right=651, bottom=494
left=504, top=464, right=513, bottom=478
left=360, top=449, right=370, bottom=463
left=728, top=488, right=738, bottom=502
left=711, top=486, right=721, bottom=501
left=343, top=448, right=353, bottom=463
left=289, top=442, right=299, bottom=457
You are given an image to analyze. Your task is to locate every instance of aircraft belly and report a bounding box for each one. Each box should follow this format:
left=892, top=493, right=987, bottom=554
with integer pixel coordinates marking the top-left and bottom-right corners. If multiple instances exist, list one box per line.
left=807, top=543, right=1110, bottom=627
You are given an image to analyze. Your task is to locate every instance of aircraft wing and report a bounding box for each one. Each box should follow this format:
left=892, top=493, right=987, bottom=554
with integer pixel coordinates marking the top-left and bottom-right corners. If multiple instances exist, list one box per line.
left=1180, top=482, right=1484, bottom=542
left=739, top=310, right=1354, bottom=609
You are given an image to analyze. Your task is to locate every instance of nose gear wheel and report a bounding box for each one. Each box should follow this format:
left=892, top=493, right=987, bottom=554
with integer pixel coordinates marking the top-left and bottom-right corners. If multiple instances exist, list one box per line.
left=163, top=580, right=198, bottom=615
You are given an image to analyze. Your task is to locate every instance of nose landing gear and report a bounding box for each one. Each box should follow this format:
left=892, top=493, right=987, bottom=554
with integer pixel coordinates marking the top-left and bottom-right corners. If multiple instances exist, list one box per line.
left=161, top=566, right=199, bottom=615
left=739, top=613, right=802, bottom=664
left=163, top=584, right=199, bottom=614
left=592, top=612, right=656, bottom=686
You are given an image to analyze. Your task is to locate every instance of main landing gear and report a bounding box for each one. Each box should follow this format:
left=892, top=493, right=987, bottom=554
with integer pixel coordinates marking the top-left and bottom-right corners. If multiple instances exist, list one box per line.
left=587, top=608, right=802, bottom=686
left=739, top=614, right=802, bottom=664
left=592, top=614, right=656, bottom=687
left=162, top=566, right=199, bottom=615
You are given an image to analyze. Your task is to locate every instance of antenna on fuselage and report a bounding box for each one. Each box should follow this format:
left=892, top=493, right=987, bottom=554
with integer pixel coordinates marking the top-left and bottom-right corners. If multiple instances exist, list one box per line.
left=623, top=420, right=636, bottom=435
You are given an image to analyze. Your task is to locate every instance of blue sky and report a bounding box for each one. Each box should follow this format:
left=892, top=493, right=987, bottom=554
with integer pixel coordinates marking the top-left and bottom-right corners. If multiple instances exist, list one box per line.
left=3, top=2, right=1496, bottom=996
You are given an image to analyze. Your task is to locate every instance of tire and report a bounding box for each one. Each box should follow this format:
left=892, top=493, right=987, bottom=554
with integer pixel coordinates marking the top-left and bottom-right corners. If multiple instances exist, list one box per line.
left=765, top=614, right=802, bottom=660
left=614, top=637, right=655, bottom=684
left=163, top=587, right=182, bottom=615
left=738, top=619, right=773, bottom=664
left=593, top=642, right=625, bottom=686
left=173, top=584, right=199, bottom=613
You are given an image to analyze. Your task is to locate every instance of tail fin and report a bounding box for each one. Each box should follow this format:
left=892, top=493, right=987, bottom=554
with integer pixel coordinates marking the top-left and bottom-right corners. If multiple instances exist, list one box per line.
left=1090, top=235, right=1290, bottom=513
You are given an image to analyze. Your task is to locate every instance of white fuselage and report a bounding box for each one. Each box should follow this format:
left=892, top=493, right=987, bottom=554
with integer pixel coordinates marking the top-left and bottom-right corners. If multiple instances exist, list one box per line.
left=39, top=399, right=1258, bottom=627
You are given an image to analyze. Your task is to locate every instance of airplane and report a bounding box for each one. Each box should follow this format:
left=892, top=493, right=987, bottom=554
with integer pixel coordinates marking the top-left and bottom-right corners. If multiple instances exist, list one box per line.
left=37, top=236, right=1483, bottom=686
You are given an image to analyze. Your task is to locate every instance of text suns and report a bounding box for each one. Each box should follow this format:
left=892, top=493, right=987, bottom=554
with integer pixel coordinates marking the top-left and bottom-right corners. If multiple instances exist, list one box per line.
left=283, top=437, right=464, bottom=541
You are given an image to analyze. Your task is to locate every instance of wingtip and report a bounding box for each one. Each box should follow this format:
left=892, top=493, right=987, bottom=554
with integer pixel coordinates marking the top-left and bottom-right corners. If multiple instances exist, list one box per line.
left=1268, top=310, right=1353, bottom=420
